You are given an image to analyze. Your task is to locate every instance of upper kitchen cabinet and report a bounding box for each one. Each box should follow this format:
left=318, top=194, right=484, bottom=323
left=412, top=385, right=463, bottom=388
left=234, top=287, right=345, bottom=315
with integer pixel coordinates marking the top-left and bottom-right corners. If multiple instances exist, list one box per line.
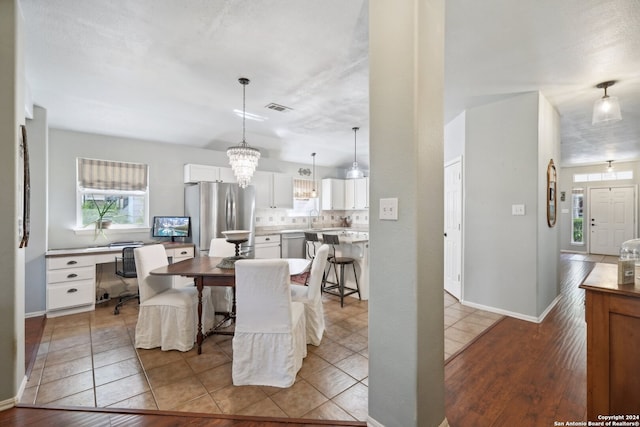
left=322, top=178, right=345, bottom=210
left=345, top=177, right=369, bottom=210
left=253, top=171, right=293, bottom=209
left=184, top=164, right=236, bottom=183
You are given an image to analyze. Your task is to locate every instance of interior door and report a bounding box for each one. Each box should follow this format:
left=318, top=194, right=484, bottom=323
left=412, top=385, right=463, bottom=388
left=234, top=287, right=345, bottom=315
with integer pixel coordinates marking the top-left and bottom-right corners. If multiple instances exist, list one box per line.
left=444, top=159, right=462, bottom=300
left=589, top=186, right=636, bottom=255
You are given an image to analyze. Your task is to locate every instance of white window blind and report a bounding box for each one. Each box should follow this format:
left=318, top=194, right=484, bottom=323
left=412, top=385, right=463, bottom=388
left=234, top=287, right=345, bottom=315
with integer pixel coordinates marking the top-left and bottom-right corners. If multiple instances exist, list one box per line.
left=77, top=158, right=148, bottom=191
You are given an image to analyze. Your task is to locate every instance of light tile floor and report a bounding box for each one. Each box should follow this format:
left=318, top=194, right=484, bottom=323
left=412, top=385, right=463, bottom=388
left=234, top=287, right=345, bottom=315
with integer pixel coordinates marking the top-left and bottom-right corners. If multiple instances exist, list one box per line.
left=21, top=291, right=501, bottom=421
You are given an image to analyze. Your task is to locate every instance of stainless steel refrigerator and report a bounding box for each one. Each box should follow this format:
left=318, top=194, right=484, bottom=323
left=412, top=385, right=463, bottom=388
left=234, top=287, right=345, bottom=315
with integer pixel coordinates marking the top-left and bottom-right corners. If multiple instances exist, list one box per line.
left=184, top=182, right=255, bottom=257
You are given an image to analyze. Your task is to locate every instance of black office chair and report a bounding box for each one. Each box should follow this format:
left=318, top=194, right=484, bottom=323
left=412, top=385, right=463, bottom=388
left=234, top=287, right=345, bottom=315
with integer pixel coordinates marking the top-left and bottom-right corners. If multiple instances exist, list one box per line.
left=113, top=246, right=139, bottom=314
left=321, top=234, right=361, bottom=307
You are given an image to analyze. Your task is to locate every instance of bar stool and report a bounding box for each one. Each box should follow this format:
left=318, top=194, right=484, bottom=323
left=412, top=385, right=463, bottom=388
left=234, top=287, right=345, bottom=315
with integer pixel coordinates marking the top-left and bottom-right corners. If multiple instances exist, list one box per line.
left=322, top=233, right=361, bottom=307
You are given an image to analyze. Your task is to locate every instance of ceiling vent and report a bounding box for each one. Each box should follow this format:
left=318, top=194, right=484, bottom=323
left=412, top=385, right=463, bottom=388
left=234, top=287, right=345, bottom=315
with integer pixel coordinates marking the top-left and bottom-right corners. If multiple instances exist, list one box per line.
left=265, top=103, right=293, bottom=112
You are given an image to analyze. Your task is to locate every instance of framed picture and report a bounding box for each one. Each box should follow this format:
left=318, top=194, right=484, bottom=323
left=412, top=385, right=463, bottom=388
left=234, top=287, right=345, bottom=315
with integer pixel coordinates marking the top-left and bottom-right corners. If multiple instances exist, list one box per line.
left=547, top=159, right=557, bottom=228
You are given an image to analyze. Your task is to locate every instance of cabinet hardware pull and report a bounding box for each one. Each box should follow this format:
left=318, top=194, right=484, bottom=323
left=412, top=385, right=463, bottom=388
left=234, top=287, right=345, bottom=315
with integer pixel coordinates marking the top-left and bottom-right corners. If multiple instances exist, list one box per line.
left=67, top=273, right=78, bottom=278
left=180, top=251, right=187, bottom=255
left=67, top=260, right=78, bottom=265
left=67, top=288, right=78, bottom=293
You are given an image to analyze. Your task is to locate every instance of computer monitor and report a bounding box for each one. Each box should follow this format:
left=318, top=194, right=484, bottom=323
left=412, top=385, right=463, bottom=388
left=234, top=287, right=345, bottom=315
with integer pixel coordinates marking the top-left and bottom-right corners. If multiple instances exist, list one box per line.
left=152, top=216, right=191, bottom=242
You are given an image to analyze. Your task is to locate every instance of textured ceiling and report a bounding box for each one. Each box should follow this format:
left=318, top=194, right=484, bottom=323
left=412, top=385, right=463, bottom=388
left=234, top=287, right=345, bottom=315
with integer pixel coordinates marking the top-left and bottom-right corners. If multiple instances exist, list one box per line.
left=21, top=0, right=640, bottom=169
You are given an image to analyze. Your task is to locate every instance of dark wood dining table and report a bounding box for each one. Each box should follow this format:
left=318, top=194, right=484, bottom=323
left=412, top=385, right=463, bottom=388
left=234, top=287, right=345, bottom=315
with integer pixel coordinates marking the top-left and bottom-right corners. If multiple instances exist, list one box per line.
left=150, top=256, right=310, bottom=354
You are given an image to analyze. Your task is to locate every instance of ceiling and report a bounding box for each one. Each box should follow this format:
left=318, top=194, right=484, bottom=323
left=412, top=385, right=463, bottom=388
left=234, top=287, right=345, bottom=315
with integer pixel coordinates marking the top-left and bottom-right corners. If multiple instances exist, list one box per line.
left=20, top=0, right=640, bottom=170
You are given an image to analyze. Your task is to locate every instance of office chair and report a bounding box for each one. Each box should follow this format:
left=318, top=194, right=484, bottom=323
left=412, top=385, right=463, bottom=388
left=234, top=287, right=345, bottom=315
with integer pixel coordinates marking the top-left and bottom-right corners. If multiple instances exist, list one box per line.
left=113, top=246, right=139, bottom=315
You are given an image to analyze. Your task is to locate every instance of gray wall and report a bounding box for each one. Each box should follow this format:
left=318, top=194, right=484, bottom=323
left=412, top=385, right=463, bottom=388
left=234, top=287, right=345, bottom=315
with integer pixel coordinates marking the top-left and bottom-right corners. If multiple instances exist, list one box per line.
left=0, top=0, right=26, bottom=402
left=559, top=161, right=640, bottom=253
left=464, top=92, right=560, bottom=319
left=25, top=106, right=48, bottom=315
left=369, top=0, right=445, bottom=425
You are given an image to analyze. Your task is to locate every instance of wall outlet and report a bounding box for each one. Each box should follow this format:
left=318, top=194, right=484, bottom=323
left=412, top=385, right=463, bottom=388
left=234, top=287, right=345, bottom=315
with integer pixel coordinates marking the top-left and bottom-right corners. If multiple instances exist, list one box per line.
left=511, top=204, right=526, bottom=216
left=380, top=198, right=399, bottom=220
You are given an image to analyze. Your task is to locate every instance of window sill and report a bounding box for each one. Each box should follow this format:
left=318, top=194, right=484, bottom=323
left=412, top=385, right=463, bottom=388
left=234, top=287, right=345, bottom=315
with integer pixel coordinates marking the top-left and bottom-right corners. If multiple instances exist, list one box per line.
left=73, top=226, right=150, bottom=236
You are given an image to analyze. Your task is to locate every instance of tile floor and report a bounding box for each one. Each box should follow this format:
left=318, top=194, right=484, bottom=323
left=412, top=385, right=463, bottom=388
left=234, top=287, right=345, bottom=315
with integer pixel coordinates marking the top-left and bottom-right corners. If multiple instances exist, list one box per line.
left=21, top=291, right=501, bottom=422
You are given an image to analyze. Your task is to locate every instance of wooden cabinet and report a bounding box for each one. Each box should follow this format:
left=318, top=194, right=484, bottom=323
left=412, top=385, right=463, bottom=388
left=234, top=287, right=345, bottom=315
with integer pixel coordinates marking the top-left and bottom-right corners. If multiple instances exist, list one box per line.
left=254, top=234, right=281, bottom=258
left=253, top=171, right=293, bottom=209
left=345, top=177, right=368, bottom=210
left=321, top=178, right=345, bottom=210
left=184, top=163, right=235, bottom=183
left=580, top=263, right=640, bottom=420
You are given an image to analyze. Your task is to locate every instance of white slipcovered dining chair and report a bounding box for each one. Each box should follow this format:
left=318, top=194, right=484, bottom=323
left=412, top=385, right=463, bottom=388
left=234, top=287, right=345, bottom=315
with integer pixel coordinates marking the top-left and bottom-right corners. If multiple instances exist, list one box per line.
left=232, top=259, right=307, bottom=387
left=208, top=238, right=235, bottom=323
left=133, top=244, right=216, bottom=352
left=290, top=244, right=330, bottom=346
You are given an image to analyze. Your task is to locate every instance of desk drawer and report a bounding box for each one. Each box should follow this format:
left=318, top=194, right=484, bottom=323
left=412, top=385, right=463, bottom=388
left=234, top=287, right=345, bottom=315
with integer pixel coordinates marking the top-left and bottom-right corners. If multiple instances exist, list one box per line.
left=48, top=266, right=95, bottom=284
left=172, top=246, right=195, bottom=259
left=47, top=255, right=95, bottom=270
left=47, top=279, right=94, bottom=310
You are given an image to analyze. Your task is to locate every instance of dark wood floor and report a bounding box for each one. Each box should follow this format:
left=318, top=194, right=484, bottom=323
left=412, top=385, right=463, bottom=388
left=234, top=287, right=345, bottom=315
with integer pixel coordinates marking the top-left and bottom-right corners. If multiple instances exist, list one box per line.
left=445, top=254, right=593, bottom=426
left=9, top=254, right=592, bottom=426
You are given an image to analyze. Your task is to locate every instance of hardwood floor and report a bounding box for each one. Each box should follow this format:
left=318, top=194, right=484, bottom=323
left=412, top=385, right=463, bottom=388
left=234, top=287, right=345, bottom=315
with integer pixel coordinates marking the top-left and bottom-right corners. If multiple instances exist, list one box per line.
left=445, top=253, right=596, bottom=426
left=9, top=253, right=596, bottom=426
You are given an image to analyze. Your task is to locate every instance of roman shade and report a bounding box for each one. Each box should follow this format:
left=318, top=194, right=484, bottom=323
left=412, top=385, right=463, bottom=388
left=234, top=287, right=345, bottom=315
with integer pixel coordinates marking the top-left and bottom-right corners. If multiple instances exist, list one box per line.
left=77, top=158, right=148, bottom=191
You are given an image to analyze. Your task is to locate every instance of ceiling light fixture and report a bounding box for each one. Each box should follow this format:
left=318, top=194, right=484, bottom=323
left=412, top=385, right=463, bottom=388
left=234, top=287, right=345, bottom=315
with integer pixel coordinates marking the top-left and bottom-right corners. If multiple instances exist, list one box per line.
left=227, top=77, right=261, bottom=188
left=607, top=160, right=614, bottom=173
left=592, top=81, right=622, bottom=125
left=346, top=127, right=364, bottom=179
left=311, top=153, right=317, bottom=198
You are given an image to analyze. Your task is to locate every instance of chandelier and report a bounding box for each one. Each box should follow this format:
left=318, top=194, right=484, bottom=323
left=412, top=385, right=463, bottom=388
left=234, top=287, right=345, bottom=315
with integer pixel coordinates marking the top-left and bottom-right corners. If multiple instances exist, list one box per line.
left=346, top=126, right=364, bottom=179
left=227, top=77, right=261, bottom=188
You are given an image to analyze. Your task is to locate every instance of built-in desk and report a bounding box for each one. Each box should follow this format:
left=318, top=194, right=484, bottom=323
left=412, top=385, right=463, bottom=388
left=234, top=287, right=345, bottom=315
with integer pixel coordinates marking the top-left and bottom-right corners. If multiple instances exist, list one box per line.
left=45, top=242, right=194, bottom=317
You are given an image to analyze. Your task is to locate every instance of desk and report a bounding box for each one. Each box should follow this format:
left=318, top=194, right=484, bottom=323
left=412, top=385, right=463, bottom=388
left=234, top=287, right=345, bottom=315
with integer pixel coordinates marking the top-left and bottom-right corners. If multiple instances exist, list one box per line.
left=45, top=242, right=194, bottom=317
left=151, top=256, right=310, bottom=354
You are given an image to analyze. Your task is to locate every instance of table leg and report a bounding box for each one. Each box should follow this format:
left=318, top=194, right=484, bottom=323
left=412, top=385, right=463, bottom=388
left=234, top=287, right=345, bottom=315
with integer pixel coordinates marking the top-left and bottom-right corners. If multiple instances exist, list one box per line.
left=196, top=276, right=203, bottom=355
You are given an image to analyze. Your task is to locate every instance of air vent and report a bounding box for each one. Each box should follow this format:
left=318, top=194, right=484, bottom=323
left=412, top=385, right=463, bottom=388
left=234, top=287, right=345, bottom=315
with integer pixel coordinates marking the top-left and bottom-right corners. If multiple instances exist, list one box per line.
left=265, top=103, right=293, bottom=112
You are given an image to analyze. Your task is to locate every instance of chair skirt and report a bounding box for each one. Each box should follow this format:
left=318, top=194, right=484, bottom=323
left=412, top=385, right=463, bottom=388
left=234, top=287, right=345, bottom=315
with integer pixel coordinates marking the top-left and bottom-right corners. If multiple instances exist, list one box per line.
left=135, top=287, right=215, bottom=352
left=291, top=284, right=325, bottom=346
left=232, top=302, right=307, bottom=387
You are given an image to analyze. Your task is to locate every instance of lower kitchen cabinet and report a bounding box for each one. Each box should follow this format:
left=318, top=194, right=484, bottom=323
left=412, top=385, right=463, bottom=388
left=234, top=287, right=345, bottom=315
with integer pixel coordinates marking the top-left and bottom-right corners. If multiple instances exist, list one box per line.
left=254, top=234, right=281, bottom=258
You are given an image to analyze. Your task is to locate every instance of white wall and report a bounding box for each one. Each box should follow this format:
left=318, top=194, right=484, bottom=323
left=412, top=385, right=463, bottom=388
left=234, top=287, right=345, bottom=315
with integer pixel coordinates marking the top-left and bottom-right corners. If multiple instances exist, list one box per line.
left=444, top=110, right=465, bottom=163
left=369, top=0, right=445, bottom=425
left=0, top=0, right=25, bottom=404
left=464, top=91, right=560, bottom=319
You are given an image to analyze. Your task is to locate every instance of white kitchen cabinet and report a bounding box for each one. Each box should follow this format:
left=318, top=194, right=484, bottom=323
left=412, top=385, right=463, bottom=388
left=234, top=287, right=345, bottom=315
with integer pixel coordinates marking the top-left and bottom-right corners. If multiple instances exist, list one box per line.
left=46, top=255, right=96, bottom=317
left=253, top=171, right=293, bottom=209
left=254, top=234, right=281, bottom=258
left=322, top=178, right=345, bottom=210
left=167, top=245, right=195, bottom=288
left=344, top=177, right=368, bottom=210
left=184, top=163, right=236, bottom=183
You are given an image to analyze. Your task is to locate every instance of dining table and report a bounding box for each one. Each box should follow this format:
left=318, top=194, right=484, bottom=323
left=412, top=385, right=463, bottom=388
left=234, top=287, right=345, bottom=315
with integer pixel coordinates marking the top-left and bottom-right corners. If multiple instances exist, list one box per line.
left=150, top=256, right=311, bottom=354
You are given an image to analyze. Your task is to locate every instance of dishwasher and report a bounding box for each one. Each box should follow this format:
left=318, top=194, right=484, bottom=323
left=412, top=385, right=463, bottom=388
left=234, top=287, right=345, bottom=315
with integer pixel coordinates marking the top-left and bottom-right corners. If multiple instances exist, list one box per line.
left=281, top=232, right=306, bottom=258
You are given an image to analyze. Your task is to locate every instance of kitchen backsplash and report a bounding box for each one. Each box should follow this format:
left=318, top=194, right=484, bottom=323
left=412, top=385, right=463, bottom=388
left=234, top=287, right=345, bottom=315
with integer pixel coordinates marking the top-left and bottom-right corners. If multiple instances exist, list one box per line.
left=255, top=209, right=369, bottom=229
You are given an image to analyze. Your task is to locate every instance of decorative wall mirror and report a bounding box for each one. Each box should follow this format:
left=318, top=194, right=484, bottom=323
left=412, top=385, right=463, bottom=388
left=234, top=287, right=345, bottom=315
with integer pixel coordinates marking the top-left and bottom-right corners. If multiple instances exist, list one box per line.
left=547, top=159, right=557, bottom=227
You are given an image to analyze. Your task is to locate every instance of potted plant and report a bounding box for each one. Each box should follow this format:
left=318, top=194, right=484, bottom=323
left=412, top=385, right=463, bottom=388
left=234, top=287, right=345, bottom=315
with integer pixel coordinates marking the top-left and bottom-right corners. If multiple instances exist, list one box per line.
left=86, top=196, right=118, bottom=239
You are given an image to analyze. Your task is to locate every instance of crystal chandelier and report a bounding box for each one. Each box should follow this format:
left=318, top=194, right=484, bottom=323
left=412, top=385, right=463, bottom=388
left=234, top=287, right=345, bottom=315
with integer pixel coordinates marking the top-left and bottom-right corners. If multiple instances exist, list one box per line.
left=227, top=77, right=261, bottom=188
left=346, top=126, right=364, bottom=179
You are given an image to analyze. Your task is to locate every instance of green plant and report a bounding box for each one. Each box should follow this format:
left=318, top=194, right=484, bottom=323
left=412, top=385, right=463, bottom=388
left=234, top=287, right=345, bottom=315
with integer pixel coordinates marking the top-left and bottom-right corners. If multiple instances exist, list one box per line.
left=572, top=217, right=583, bottom=243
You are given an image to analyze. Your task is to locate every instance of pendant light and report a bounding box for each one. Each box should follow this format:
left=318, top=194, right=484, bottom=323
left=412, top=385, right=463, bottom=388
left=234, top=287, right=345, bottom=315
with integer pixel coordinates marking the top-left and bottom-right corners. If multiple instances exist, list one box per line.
left=311, top=152, right=318, bottom=198
left=592, top=81, right=622, bottom=125
left=346, top=126, right=364, bottom=179
left=607, top=160, right=614, bottom=173
left=227, top=77, right=261, bottom=188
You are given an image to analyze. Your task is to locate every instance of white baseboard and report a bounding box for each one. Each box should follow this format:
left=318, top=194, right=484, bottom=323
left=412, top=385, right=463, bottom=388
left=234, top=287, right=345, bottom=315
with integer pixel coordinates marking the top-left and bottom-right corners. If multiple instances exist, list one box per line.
left=462, top=294, right=562, bottom=324
left=0, top=396, right=16, bottom=412
left=25, top=310, right=46, bottom=318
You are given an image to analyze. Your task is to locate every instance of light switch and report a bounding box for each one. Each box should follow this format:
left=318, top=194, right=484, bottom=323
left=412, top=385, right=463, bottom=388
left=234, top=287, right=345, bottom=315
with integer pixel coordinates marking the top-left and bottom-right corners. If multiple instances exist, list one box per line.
left=380, top=198, right=398, bottom=220
left=511, top=204, right=525, bottom=216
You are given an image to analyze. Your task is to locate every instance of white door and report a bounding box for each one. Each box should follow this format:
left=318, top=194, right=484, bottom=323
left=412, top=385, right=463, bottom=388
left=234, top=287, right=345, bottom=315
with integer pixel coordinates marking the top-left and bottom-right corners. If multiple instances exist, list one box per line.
left=589, top=186, right=636, bottom=255
left=444, top=159, right=462, bottom=300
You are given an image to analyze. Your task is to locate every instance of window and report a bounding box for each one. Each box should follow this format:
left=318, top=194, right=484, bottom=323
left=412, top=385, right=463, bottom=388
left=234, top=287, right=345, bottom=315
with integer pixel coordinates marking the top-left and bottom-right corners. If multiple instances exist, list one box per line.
left=573, top=170, right=633, bottom=182
left=77, top=158, right=149, bottom=229
left=571, top=188, right=584, bottom=245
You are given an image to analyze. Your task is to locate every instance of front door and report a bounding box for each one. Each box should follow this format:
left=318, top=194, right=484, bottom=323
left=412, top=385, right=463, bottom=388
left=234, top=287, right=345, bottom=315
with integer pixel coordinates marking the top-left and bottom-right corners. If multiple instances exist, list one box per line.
left=589, top=186, right=636, bottom=255
left=444, top=159, right=462, bottom=300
